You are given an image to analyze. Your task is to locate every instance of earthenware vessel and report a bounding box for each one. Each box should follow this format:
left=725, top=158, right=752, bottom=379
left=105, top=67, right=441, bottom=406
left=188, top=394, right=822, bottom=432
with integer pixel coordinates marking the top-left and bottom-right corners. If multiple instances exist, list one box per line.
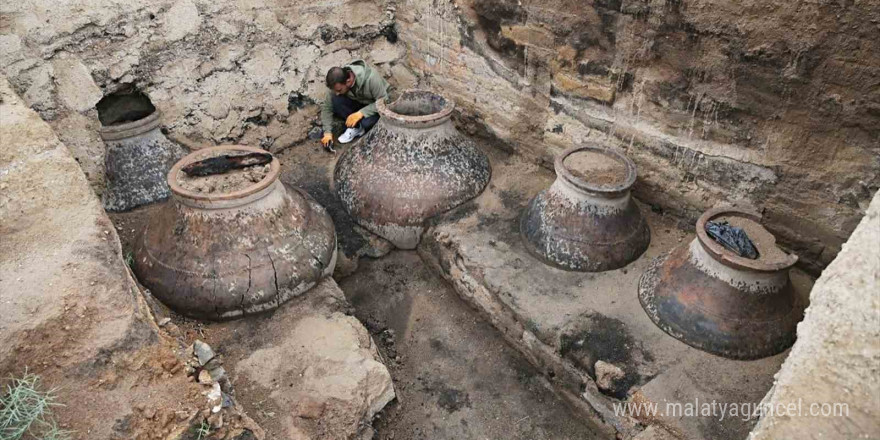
left=100, top=108, right=187, bottom=212
left=334, top=90, right=491, bottom=248
left=133, top=146, right=337, bottom=320
left=638, top=207, right=804, bottom=359
left=521, top=145, right=650, bottom=272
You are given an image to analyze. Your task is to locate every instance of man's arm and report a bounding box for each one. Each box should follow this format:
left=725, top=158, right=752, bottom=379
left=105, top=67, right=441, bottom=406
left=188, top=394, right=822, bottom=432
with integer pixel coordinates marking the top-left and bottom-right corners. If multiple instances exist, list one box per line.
left=320, top=89, right=335, bottom=134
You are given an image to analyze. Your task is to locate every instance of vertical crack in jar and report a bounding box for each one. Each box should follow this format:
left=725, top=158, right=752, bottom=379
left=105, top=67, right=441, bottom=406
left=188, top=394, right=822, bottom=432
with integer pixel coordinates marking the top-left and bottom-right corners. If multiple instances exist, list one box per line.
left=133, top=146, right=337, bottom=320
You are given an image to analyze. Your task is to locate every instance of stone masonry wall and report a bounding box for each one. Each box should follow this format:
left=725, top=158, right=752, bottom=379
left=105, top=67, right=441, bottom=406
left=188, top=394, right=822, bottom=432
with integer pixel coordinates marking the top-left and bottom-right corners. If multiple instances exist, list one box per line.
left=397, top=0, right=880, bottom=272
left=1, top=0, right=417, bottom=193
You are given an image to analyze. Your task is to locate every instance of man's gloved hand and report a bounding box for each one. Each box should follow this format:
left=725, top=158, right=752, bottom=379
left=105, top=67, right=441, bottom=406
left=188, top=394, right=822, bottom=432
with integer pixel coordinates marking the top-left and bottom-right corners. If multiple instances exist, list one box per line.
left=345, top=111, right=364, bottom=128
left=321, top=133, right=333, bottom=147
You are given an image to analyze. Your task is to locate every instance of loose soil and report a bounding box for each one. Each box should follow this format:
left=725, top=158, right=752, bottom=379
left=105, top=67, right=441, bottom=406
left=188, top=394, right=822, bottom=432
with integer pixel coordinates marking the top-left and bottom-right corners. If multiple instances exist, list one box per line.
left=339, top=251, right=605, bottom=440
left=716, top=215, right=791, bottom=265
left=563, top=150, right=627, bottom=187
left=176, top=150, right=270, bottom=194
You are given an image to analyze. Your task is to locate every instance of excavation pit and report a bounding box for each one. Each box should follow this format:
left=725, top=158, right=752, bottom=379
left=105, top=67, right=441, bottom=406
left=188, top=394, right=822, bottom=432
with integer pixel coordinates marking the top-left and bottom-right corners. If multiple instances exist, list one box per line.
left=107, top=139, right=817, bottom=440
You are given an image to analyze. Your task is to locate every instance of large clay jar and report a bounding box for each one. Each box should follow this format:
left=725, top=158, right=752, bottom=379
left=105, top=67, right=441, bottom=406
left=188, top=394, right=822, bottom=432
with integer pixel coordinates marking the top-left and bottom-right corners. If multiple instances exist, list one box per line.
left=133, top=146, right=337, bottom=321
left=521, top=145, right=650, bottom=272
left=638, top=207, right=804, bottom=360
left=334, top=90, right=491, bottom=249
left=100, top=108, right=187, bottom=212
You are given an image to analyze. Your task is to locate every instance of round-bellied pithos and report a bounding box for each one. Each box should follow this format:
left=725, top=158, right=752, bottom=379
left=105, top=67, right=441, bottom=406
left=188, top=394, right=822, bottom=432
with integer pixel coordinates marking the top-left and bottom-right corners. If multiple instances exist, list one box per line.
left=133, top=146, right=337, bottom=320
left=333, top=90, right=491, bottom=249
left=638, top=207, right=804, bottom=360
left=521, top=145, right=650, bottom=272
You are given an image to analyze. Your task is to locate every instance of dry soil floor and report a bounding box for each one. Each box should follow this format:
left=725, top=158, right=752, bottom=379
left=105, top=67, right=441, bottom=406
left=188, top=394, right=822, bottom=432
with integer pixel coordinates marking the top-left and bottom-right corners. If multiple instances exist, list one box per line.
left=338, top=251, right=606, bottom=440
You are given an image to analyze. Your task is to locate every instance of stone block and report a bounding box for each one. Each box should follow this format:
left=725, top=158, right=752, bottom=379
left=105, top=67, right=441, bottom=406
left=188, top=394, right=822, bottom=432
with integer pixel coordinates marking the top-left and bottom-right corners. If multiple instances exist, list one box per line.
left=553, top=71, right=616, bottom=104
left=500, top=24, right=556, bottom=49
left=163, top=0, right=202, bottom=42
left=52, top=56, right=102, bottom=113
left=750, top=190, right=880, bottom=439
left=202, top=280, right=395, bottom=439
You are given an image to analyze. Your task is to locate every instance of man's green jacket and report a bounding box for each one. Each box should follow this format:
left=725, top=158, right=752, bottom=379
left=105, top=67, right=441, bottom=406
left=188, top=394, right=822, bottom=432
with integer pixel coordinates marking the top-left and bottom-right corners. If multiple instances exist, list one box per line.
left=321, top=59, right=390, bottom=134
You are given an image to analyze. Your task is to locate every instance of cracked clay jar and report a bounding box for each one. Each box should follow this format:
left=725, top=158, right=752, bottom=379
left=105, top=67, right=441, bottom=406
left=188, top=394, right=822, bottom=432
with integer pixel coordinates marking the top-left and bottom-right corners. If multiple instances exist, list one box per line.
left=133, top=146, right=337, bottom=320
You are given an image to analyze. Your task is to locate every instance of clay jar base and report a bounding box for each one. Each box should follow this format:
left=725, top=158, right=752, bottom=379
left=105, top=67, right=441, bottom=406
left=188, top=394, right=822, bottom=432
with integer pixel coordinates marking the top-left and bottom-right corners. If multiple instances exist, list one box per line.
left=334, top=90, right=491, bottom=249
left=638, top=207, right=804, bottom=360
left=521, top=146, right=650, bottom=272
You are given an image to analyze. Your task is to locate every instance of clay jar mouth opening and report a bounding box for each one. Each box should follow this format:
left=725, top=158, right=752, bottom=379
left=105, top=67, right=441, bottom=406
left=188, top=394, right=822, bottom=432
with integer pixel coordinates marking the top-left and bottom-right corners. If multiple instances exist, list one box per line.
left=168, top=145, right=281, bottom=207
left=378, top=90, right=455, bottom=128
left=696, top=207, right=798, bottom=272
left=555, top=146, right=636, bottom=196
left=97, top=90, right=160, bottom=141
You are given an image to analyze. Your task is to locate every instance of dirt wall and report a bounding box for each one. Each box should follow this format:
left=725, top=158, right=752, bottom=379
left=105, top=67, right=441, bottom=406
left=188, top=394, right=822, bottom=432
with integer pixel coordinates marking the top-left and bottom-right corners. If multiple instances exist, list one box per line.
left=750, top=190, right=879, bottom=439
left=1, top=0, right=415, bottom=193
left=397, top=0, right=880, bottom=271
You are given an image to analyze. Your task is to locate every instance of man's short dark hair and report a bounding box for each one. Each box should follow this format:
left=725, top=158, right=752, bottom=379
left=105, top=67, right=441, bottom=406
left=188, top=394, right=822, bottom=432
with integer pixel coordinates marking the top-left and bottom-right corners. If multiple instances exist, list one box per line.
left=326, top=66, right=352, bottom=88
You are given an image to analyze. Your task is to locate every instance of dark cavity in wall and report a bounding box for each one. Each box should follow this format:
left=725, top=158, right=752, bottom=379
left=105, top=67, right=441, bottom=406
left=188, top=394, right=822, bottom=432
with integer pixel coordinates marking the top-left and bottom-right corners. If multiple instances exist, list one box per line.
left=287, top=92, right=314, bottom=111
left=381, top=22, right=399, bottom=43
left=96, top=86, right=156, bottom=126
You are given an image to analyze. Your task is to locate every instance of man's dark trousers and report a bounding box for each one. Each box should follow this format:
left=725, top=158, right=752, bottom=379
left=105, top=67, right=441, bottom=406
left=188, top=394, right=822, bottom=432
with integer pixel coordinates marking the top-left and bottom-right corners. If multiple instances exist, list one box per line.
left=332, top=95, right=380, bottom=130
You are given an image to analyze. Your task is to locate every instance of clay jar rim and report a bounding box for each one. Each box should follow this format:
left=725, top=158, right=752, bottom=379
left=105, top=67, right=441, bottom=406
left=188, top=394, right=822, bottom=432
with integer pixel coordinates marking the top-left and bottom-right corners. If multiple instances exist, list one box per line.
left=377, top=89, right=455, bottom=129
left=167, top=145, right=281, bottom=204
left=696, top=206, right=798, bottom=272
left=98, top=109, right=162, bottom=141
left=555, top=145, right=637, bottom=197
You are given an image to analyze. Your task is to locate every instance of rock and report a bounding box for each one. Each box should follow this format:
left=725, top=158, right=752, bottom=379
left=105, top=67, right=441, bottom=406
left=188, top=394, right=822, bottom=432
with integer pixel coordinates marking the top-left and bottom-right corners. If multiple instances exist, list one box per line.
left=390, top=64, right=418, bottom=90
left=217, top=280, right=395, bottom=439
left=0, top=78, right=204, bottom=439
left=52, top=56, right=102, bottom=112
left=193, top=340, right=215, bottom=366
left=237, top=313, right=395, bottom=421
left=594, top=360, right=626, bottom=396
left=294, top=397, right=326, bottom=419
left=158, top=317, right=172, bottom=327
left=368, top=39, right=404, bottom=65
left=207, top=383, right=223, bottom=413
left=208, top=412, right=223, bottom=429
left=198, top=369, right=213, bottom=385
left=163, top=0, right=202, bottom=42
left=241, top=45, right=283, bottom=86
left=208, top=366, right=226, bottom=383
left=552, top=71, right=616, bottom=104
left=500, top=24, right=555, bottom=49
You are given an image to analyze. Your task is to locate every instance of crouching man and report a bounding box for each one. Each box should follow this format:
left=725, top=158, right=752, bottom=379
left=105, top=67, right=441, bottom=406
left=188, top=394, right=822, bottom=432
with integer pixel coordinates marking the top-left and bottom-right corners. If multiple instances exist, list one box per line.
left=320, top=59, right=391, bottom=148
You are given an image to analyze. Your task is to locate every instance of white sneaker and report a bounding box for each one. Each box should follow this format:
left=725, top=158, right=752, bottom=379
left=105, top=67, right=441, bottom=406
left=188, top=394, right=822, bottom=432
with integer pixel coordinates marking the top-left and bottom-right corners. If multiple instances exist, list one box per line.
left=338, top=126, right=365, bottom=144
